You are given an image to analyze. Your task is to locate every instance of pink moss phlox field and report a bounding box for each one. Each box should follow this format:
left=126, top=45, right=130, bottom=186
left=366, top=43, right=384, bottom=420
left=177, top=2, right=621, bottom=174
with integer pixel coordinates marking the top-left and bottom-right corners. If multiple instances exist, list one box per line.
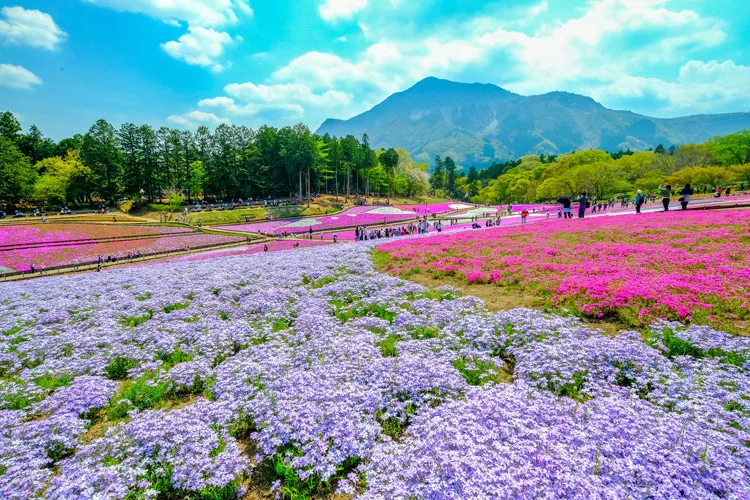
left=379, top=210, right=750, bottom=329
left=0, top=225, right=244, bottom=272
left=215, top=204, right=466, bottom=235
left=0, top=224, right=193, bottom=247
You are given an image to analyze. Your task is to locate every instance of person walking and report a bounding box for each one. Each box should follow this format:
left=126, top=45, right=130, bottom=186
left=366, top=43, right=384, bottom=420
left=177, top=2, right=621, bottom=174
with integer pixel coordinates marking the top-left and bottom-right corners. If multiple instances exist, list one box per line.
left=634, top=190, right=644, bottom=214
left=679, top=183, right=694, bottom=210
left=521, top=209, right=529, bottom=224
left=577, top=193, right=588, bottom=218
left=557, top=196, right=572, bottom=219
left=660, top=185, right=672, bottom=211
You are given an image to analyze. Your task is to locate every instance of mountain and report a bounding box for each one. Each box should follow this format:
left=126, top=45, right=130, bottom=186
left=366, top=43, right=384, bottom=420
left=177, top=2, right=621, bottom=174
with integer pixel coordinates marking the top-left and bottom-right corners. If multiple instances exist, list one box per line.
left=316, top=77, right=750, bottom=167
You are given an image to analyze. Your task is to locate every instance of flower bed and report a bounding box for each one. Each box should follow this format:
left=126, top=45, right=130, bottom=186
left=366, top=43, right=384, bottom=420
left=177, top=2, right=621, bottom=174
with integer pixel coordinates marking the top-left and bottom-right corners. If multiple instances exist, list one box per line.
left=0, top=231, right=245, bottom=272
left=379, top=210, right=750, bottom=331
left=214, top=205, right=421, bottom=235
left=396, top=202, right=474, bottom=214
left=161, top=239, right=331, bottom=263
left=0, top=243, right=747, bottom=498
left=0, top=224, right=193, bottom=249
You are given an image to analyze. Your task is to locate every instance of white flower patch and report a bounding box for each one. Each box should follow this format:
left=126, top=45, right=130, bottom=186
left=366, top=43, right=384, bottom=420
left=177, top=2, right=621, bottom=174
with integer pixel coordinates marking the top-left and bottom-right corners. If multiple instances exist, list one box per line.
left=346, top=213, right=358, bottom=217
left=448, top=203, right=473, bottom=210
left=282, top=218, right=323, bottom=228
left=366, top=207, right=416, bottom=215
left=462, top=208, right=498, bottom=217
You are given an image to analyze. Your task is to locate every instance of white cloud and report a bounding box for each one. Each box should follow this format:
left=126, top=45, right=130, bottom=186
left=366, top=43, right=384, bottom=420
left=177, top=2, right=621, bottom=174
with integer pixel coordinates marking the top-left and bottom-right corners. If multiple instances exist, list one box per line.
left=223, top=82, right=352, bottom=111
left=171, top=0, right=743, bottom=128
left=178, top=81, right=355, bottom=128
left=168, top=110, right=230, bottom=128
left=161, top=26, right=235, bottom=71
left=0, top=63, right=42, bottom=89
left=0, top=6, right=67, bottom=50
left=234, top=0, right=253, bottom=16
left=593, top=60, right=750, bottom=114
left=319, top=0, right=368, bottom=22
left=336, top=35, right=348, bottom=42
left=82, top=0, right=252, bottom=27
left=527, top=0, right=548, bottom=17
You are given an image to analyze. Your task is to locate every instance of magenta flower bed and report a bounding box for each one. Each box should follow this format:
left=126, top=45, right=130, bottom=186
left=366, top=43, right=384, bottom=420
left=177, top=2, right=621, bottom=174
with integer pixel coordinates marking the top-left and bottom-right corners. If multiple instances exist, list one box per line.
left=215, top=205, right=422, bottom=235
left=0, top=224, right=192, bottom=248
left=0, top=232, right=244, bottom=272
left=380, top=209, right=750, bottom=331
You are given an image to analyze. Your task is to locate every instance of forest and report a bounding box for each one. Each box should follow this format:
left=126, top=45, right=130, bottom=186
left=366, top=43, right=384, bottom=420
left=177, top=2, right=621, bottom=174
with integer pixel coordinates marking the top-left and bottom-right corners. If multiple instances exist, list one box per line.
left=0, top=111, right=429, bottom=209
left=1, top=109, right=748, bottom=209
left=443, top=131, right=750, bottom=204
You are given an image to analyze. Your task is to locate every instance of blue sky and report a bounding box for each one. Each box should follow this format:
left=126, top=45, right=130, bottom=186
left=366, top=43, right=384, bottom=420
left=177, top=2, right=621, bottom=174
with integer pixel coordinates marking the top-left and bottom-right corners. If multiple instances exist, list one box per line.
left=0, top=0, right=748, bottom=139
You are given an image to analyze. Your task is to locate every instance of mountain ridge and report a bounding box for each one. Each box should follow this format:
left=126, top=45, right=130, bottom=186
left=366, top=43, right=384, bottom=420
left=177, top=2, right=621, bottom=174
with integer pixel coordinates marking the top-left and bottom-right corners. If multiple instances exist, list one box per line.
left=316, top=77, right=750, bottom=167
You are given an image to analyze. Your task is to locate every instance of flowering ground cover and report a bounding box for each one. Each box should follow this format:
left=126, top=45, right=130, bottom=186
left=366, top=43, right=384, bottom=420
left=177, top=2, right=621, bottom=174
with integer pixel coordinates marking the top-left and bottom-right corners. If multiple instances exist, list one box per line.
left=0, top=242, right=748, bottom=498
left=379, top=209, right=750, bottom=333
left=214, top=205, right=423, bottom=235
left=0, top=224, right=193, bottom=248
left=0, top=226, right=245, bottom=272
left=161, top=239, right=331, bottom=264
left=396, top=201, right=474, bottom=214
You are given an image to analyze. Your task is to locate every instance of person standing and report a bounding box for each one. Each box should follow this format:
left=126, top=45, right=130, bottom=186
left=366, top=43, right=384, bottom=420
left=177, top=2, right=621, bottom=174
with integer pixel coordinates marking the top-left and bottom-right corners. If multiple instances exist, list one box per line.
left=521, top=209, right=529, bottom=223
left=660, top=185, right=672, bottom=211
left=679, top=183, right=694, bottom=210
left=557, top=196, right=572, bottom=219
left=634, top=190, right=644, bottom=214
left=577, top=193, right=588, bottom=218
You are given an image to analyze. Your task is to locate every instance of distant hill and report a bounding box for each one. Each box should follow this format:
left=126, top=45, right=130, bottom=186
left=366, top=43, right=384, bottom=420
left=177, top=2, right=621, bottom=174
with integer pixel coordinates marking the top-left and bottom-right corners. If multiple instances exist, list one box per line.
left=316, top=77, right=750, bottom=167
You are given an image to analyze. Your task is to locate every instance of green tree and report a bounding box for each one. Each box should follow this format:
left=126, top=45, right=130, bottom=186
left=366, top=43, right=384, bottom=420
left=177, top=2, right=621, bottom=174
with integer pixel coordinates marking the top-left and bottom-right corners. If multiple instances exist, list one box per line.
left=710, top=130, right=750, bottom=165
left=18, top=125, right=57, bottom=163
left=81, top=119, right=122, bottom=203
left=445, top=156, right=457, bottom=196
left=186, top=161, right=206, bottom=200
left=0, top=137, right=37, bottom=204
left=0, top=111, right=22, bottom=142
left=431, top=156, right=446, bottom=192
left=379, top=148, right=399, bottom=202
left=56, top=134, right=84, bottom=156
left=32, top=151, right=92, bottom=206
left=341, top=135, right=360, bottom=200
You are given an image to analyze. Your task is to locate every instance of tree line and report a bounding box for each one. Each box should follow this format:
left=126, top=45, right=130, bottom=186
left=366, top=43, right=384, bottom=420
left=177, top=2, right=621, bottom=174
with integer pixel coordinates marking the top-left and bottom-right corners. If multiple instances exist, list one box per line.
left=428, top=131, right=750, bottom=203
left=0, top=111, right=430, bottom=209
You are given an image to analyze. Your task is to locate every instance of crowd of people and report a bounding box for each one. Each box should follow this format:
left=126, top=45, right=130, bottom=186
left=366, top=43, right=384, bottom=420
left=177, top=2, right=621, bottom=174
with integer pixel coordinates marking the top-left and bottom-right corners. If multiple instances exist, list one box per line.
left=555, top=182, right=730, bottom=219
left=352, top=219, right=443, bottom=241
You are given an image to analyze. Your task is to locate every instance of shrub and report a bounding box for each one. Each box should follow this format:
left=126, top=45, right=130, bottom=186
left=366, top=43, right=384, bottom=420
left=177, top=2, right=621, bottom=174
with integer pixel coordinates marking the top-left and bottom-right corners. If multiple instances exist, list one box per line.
left=104, top=357, right=139, bottom=380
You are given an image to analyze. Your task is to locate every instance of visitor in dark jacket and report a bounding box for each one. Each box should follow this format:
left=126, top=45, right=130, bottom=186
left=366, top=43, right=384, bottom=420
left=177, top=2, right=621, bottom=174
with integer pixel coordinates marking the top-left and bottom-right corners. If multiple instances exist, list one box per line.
left=634, top=190, right=644, bottom=214
left=679, top=184, right=694, bottom=210
left=577, top=193, right=588, bottom=218
left=660, top=185, right=672, bottom=211
left=557, top=196, right=572, bottom=219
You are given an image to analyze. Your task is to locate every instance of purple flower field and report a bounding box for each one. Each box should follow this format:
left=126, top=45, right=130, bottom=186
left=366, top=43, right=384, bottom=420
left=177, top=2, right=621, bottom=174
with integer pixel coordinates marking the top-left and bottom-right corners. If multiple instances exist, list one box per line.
left=0, top=241, right=747, bottom=498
